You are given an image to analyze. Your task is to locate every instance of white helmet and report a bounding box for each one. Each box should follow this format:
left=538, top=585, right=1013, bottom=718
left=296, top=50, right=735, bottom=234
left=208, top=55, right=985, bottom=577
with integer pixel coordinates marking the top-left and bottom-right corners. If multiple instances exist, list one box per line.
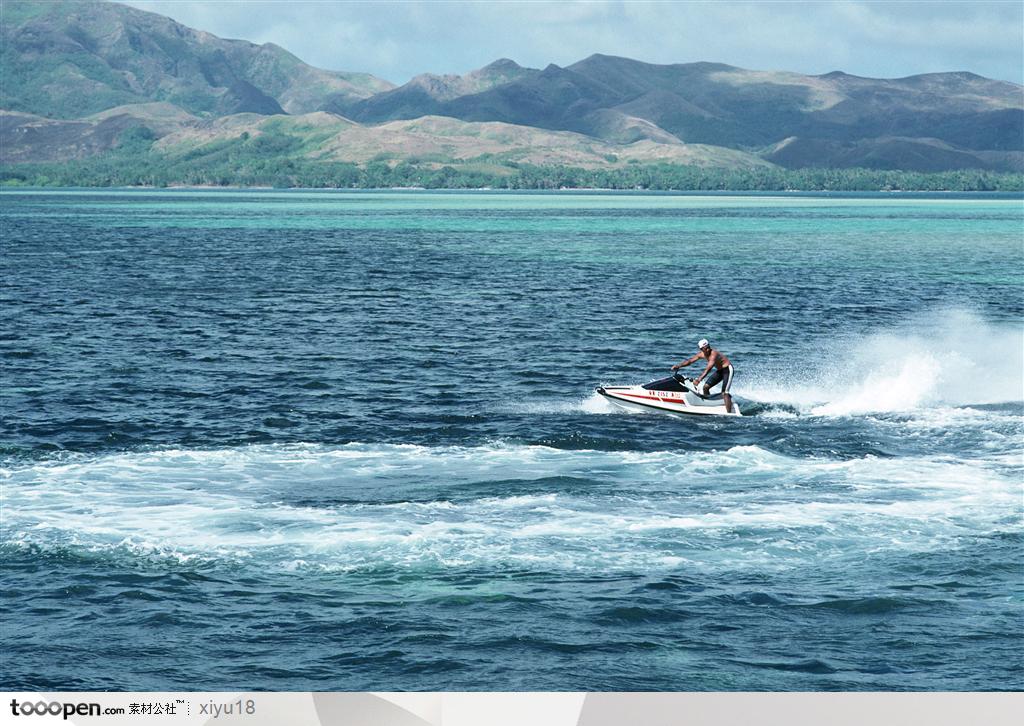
left=698, top=338, right=709, bottom=349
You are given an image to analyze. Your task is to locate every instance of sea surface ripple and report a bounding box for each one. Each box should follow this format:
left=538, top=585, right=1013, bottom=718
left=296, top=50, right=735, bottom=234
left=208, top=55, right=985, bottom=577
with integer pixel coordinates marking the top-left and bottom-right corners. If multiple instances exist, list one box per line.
left=1, top=190, right=1022, bottom=691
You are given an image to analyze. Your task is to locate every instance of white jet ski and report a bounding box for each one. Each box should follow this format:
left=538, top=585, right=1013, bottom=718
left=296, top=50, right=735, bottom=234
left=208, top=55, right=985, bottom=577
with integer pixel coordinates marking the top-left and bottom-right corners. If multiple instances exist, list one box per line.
left=597, top=373, right=742, bottom=417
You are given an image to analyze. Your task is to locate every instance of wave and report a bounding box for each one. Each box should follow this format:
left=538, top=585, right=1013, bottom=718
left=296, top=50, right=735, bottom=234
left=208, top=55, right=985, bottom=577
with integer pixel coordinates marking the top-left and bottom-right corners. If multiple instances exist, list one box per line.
left=741, top=308, right=1023, bottom=416
left=499, top=392, right=616, bottom=415
left=3, top=442, right=1019, bottom=574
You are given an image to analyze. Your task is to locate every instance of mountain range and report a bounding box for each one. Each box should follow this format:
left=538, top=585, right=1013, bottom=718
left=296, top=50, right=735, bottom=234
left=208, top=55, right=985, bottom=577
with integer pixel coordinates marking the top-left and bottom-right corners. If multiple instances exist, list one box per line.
left=2, top=0, right=1022, bottom=176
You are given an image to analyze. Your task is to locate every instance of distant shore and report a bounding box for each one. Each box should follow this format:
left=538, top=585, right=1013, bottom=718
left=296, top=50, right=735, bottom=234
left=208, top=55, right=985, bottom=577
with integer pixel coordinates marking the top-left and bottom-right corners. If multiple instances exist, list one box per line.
left=2, top=180, right=1024, bottom=192
left=3, top=161, right=1022, bottom=194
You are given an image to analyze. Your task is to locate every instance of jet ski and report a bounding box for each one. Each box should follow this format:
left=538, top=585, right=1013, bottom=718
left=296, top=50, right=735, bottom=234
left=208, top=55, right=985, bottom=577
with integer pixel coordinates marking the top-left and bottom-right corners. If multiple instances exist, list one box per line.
left=597, top=372, right=742, bottom=417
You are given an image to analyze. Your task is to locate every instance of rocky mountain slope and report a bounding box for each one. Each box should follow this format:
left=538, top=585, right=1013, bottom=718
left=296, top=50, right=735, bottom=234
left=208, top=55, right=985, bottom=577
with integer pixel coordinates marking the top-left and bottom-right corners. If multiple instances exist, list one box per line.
left=342, top=55, right=1023, bottom=170
left=2, top=1, right=1021, bottom=173
left=0, top=0, right=392, bottom=119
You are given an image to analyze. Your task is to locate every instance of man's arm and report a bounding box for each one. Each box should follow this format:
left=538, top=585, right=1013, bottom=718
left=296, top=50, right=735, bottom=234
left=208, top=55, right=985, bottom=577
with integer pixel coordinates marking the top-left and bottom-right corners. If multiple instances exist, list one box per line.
left=671, top=353, right=702, bottom=370
left=694, top=352, right=719, bottom=383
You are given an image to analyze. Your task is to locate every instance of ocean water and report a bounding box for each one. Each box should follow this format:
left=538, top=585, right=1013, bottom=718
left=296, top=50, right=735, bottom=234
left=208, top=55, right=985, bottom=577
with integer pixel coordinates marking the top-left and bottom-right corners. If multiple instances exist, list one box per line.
left=1, top=189, right=1022, bottom=691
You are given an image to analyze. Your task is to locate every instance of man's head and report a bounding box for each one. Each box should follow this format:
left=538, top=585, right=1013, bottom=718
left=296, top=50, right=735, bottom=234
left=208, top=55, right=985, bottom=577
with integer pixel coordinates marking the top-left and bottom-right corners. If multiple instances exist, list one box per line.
left=698, top=338, right=710, bottom=352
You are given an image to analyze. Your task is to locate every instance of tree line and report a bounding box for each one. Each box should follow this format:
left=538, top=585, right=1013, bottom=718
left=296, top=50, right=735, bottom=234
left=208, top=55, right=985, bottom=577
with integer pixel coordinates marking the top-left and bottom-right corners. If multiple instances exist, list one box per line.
left=2, top=127, right=1021, bottom=192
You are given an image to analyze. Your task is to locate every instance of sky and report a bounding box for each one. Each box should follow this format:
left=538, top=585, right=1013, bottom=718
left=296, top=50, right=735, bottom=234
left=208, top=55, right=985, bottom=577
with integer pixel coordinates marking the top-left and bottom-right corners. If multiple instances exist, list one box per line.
left=122, top=1, right=1024, bottom=85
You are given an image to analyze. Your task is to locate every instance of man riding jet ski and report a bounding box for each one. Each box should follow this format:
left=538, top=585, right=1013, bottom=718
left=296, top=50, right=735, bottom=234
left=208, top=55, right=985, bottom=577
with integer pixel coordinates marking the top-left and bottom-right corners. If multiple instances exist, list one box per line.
left=596, top=338, right=740, bottom=417
left=672, top=338, right=735, bottom=414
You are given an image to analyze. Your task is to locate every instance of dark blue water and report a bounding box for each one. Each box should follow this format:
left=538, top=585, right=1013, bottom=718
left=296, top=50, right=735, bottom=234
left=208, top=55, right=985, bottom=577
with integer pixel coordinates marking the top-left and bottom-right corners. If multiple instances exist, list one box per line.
left=2, top=190, right=1022, bottom=691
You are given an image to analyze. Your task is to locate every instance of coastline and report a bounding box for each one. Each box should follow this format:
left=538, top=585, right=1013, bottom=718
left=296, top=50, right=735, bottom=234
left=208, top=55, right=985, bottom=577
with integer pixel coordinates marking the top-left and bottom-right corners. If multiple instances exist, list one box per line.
left=2, top=184, right=1022, bottom=198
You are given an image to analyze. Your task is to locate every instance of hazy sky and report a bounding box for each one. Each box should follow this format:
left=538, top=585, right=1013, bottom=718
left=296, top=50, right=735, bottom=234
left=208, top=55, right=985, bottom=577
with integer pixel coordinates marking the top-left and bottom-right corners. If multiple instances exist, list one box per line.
left=122, top=1, right=1024, bottom=85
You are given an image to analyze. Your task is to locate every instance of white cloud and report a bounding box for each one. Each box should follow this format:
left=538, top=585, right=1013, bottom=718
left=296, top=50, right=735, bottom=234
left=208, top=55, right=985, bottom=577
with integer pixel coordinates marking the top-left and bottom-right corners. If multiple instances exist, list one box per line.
left=120, top=0, right=1024, bottom=84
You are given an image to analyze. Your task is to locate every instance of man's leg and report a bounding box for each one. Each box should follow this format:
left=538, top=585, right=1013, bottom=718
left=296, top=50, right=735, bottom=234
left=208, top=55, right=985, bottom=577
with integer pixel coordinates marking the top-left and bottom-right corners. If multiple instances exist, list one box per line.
left=702, top=369, right=721, bottom=397
left=722, top=366, right=734, bottom=413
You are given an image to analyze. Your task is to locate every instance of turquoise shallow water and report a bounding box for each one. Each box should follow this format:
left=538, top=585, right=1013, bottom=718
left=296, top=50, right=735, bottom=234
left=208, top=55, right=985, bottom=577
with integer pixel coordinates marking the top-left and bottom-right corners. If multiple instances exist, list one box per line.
left=1, top=190, right=1022, bottom=690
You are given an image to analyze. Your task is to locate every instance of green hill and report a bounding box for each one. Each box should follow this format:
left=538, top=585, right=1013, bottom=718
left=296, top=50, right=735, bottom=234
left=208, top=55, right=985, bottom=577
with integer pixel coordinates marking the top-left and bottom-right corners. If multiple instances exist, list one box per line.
left=0, top=0, right=392, bottom=119
left=1, top=1, right=1022, bottom=186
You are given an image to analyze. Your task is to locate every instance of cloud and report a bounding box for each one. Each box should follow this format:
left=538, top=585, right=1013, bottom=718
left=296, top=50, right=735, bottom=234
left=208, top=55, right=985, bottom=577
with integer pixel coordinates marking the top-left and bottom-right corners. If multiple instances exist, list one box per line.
left=121, top=0, right=1023, bottom=84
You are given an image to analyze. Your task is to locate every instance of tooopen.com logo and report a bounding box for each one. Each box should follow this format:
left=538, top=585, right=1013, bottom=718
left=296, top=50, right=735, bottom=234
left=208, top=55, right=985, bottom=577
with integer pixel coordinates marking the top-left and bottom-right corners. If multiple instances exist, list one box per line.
left=10, top=699, right=125, bottom=719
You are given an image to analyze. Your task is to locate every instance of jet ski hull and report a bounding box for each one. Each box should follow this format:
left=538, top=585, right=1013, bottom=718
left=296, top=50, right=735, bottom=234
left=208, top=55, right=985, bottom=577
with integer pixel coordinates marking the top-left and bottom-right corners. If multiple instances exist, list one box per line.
left=596, top=375, right=741, bottom=417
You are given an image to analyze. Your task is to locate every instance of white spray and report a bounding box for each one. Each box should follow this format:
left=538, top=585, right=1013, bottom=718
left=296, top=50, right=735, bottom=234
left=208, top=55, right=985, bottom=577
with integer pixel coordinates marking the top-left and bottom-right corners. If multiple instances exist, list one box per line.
left=743, top=308, right=1023, bottom=415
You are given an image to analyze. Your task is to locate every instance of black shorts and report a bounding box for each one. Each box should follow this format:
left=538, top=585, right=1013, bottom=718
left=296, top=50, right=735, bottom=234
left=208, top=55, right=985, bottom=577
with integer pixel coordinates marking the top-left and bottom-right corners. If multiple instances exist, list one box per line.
left=705, top=365, right=734, bottom=393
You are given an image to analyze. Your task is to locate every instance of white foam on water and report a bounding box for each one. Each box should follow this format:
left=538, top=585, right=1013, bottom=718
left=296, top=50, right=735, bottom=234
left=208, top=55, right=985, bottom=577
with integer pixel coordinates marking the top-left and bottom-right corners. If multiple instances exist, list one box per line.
left=499, top=392, right=617, bottom=415
left=3, top=441, right=1019, bottom=573
left=743, top=308, right=1023, bottom=416
left=580, top=391, right=618, bottom=414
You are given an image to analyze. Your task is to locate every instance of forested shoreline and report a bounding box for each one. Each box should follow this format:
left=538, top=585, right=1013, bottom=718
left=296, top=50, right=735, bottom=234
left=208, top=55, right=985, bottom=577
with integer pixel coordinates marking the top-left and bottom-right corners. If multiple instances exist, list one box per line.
left=2, top=128, right=1021, bottom=192
left=5, top=160, right=1021, bottom=192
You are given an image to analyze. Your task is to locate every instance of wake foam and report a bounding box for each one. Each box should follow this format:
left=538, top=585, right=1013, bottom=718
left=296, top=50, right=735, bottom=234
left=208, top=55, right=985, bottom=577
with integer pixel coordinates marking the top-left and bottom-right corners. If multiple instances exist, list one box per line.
left=743, top=308, right=1023, bottom=416
left=3, top=441, right=1019, bottom=573
left=499, top=392, right=616, bottom=415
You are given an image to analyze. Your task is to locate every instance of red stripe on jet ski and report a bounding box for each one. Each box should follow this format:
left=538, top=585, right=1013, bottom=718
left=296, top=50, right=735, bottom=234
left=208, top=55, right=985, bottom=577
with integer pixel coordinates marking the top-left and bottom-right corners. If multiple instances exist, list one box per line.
left=613, top=391, right=684, bottom=404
